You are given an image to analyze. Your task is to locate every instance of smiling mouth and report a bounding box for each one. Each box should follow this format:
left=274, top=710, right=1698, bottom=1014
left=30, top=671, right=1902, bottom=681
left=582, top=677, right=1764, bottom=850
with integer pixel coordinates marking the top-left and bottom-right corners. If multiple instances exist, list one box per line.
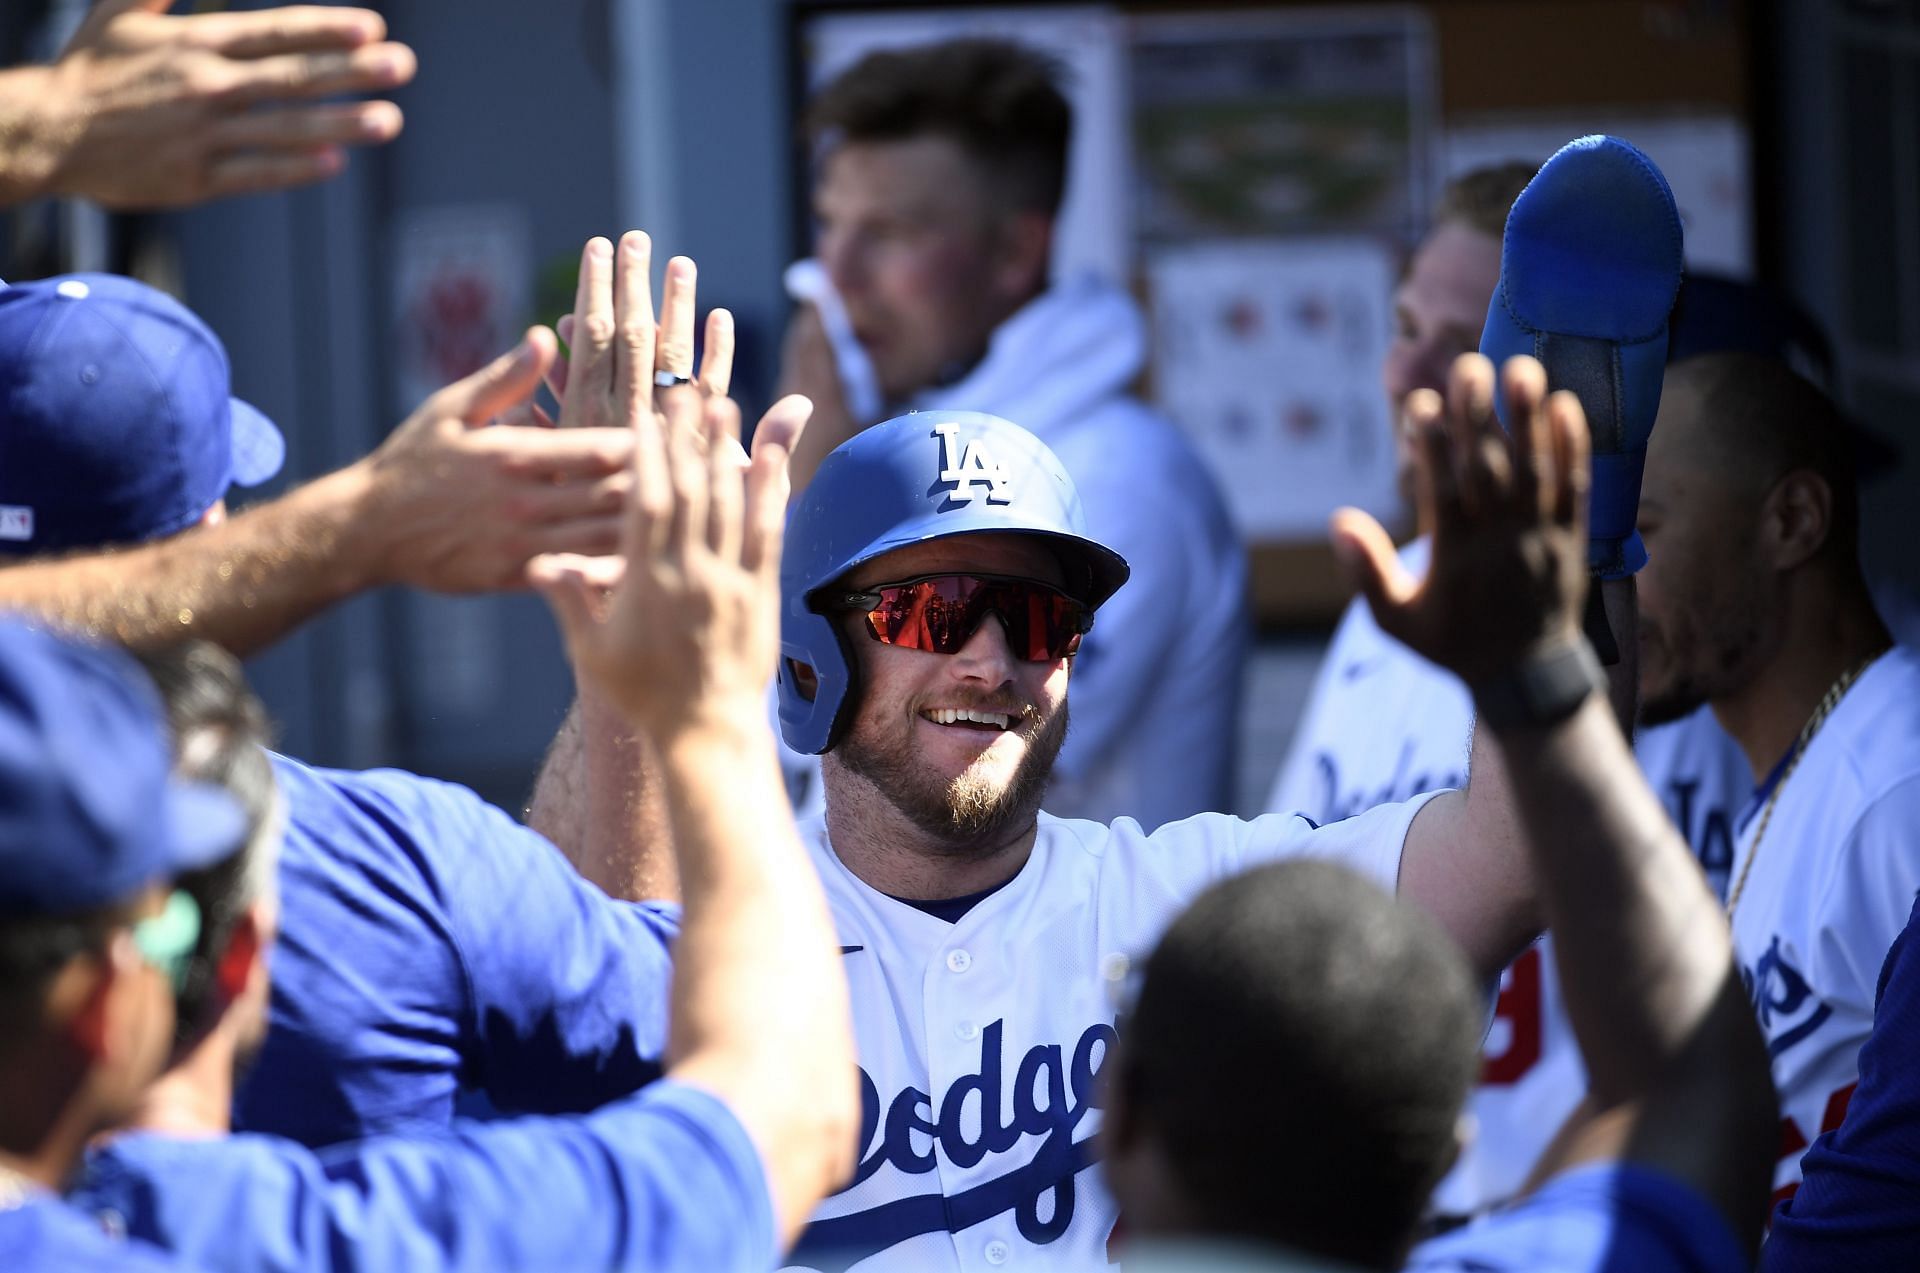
left=921, top=708, right=1015, bottom=732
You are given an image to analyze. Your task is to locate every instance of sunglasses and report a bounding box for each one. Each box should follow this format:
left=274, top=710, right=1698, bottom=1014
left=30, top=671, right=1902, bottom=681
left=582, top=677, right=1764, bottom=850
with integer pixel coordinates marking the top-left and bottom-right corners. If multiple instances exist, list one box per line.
left=818, top=573, right=1094, bottom=662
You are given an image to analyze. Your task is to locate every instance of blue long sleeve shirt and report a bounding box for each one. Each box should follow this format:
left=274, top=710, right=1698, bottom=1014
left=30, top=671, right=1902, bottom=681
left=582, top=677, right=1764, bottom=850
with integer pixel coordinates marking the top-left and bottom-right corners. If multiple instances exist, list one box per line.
left=73, top=1079, right=774, bottom=1273
left=235, top=755, right=679, bottom=1145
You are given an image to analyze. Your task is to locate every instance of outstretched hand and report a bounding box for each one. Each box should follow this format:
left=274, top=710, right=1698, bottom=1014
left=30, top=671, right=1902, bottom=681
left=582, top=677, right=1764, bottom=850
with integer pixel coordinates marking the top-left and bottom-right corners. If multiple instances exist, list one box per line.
left=1332, top=353, right=1591, bottom=689
left=530, top=390, right=814, bottom=739
left=21, top=2, right=415, bottom=209
left=347, top=329, right=635, bottom=592
left=546, top=232, right=737, bottom=432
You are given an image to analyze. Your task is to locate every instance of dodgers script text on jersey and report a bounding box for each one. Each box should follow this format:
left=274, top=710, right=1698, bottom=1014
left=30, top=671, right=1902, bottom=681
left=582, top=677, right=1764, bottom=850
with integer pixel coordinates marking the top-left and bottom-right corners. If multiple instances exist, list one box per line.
left=779, top=801, right=1429, bottom=1272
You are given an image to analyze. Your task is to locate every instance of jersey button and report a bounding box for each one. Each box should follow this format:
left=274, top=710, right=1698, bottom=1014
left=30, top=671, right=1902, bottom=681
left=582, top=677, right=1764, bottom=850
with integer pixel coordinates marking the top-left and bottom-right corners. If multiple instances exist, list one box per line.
left=984, top=1239, right=1010, bottom=1265
left=946, top=948, right=972, bottom=973
left=956, top=1019, right=979, bottom=1041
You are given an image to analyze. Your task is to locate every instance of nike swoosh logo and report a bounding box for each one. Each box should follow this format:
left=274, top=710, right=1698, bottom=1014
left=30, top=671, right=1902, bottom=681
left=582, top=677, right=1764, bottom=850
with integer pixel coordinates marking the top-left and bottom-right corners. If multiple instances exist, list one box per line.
left=840, top=945, right=865, bottom=956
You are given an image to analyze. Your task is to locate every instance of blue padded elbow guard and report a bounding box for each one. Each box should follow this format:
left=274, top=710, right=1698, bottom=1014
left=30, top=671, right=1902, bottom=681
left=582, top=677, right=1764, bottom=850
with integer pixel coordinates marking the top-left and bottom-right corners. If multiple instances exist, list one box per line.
left=1479, top=135, right=1684, bottom=580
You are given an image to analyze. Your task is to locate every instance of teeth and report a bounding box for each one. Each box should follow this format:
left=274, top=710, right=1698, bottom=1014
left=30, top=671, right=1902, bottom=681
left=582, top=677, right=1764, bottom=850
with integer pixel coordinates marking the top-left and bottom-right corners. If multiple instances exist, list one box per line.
left=927, top=708, right=1012, bottom=729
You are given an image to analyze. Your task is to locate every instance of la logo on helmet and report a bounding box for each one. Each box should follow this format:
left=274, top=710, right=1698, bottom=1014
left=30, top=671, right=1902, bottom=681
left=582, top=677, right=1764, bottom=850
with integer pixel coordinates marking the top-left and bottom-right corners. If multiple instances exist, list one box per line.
left=933, top=422, right=1013, bottom=505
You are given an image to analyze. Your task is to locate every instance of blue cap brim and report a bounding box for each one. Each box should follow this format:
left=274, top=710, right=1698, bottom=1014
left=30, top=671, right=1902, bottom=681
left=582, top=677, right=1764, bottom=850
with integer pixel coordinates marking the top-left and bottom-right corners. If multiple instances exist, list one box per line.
left=163, top=780, right=248, bottom=875
left=229, top=399, right=286, bottom=487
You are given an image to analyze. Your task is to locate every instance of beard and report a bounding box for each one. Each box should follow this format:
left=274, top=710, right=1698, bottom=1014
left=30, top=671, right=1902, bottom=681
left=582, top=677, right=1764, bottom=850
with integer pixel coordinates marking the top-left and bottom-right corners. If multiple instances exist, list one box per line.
left=836, top=699, right=1070, bottom=852
left=1638, top=678, right=1708, bottom=728
left=1637, top=603, right=1763, bottom=728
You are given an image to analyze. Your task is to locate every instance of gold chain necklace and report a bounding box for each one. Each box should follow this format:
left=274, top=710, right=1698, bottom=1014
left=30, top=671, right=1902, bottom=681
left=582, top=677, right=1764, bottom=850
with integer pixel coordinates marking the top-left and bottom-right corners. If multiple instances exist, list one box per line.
left=1725, top=654, right=1881, bottom=918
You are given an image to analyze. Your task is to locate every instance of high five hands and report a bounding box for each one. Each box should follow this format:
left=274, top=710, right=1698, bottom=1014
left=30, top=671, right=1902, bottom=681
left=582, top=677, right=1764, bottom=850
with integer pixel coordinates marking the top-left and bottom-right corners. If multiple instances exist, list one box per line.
left=528, top=232, right=816, bottom=736
left=1332, top=353, right=1592, bottom=691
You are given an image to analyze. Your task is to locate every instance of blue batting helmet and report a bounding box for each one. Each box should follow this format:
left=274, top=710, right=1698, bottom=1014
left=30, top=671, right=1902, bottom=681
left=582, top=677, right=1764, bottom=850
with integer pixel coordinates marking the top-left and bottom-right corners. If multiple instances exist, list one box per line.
left=777, top=411, right=1130, bottom=755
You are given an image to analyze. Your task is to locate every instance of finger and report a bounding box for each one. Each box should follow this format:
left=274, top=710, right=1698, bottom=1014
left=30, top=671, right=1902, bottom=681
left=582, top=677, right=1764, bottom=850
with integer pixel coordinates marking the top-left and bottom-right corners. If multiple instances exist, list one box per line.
left=613, top=231, right=657, bottom=426
left=192, top=7, right=386, bottom=56
left=212, top=100, right=402, bottom=150
left=471, top=425, right=634, bottom=479
left=743, top=400, right=811, bottom=578
left=487, top=399, right=556, bottom=430
left=698, top=308, right=735, bottom=399
left=547, top=314, right=575, bottom=403
left=1329, top=508, right=1420, bottom=641
left=1548, top=389, right=1591, bottom=536
left=526, top=514, right=629, bottom=562
left=204, top=148, right=346, bottom=199
left=628, top=396, right=675, bottom=566
left=655, top=256, right=697, bottom=381
left=531, top=553, right=628, bottom=592
left=437, top=328, right=557, bottom=427
left=659, top=385, right=708, bottom=558
left=706, top=396, right=746, bottom=560
left=504, top=471, right=631, bottom=527
left=1503, top=356, right=1552, bottom=519
left=82, top=1, right=179, bottom=26
left=222, top=42, right=417, bottom=103
left=1445, top=353, right=1498, bottom=515
left=1401, top=388, right=1449, bottom=537
left=566, top=238, right=617, bottom=420
left=750, top=394, right=815, bottom=467
left=528, top=557, right=601, bottom=657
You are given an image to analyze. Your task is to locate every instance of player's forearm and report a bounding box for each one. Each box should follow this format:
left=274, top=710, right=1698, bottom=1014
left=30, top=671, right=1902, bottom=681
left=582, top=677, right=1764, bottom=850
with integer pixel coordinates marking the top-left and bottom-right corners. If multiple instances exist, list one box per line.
left=1492, top=692, right=1775, bottom=1241
left=657, top=708, right=856, bottom=1242
left=0, top=465, right=376, bottom=657
left=527, top=695, right=681, bottom=902
left=1492, top=695, right=1741, bottom=1096
left=1429, top=577, right=1641, bottom=979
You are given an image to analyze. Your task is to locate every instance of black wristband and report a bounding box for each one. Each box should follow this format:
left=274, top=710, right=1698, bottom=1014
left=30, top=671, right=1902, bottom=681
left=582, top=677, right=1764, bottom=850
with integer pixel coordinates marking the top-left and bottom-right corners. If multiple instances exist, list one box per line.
left=1472, top=638, right=1608, bottom=731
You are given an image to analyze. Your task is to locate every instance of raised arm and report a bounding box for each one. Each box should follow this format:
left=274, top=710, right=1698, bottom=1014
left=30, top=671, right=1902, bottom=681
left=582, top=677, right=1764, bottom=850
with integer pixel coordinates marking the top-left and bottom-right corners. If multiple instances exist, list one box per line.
left=533, top=369, right=854, bottom=1244
left=1339, top=354, right=1775, bottom=1252
left=526, top=233, right=810, bottom=906
left=0, top=330, right=634, bottom=657
left=0, top=1, right=414, bottom=209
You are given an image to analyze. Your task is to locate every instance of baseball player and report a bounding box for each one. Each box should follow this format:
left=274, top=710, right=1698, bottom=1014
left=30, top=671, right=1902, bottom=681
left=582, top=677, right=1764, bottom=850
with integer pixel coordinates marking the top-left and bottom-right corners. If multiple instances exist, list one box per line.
left=1268, top=168, right=1757, bottom=1218
left=71, top=379, right=859, bottom=1272
left=0, top=621, right=247, bottom=1271
left=0, top=244, right=759, bottom=1148
left=1636, top=352, right=1920, bottom=1208
left=775, top=38, right=1248, bottom=829
left=758, top=345, right=1612, bottom=1269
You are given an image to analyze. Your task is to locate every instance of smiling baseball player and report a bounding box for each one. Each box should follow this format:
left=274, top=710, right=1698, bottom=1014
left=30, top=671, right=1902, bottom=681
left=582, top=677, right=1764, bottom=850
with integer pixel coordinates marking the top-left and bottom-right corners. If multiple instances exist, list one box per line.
left=758, top=346, right=1616, bottom=1269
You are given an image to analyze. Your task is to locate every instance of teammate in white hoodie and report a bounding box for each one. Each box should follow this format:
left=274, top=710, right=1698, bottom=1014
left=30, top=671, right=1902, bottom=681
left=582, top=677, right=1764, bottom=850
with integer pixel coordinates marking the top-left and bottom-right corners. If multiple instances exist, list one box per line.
left=777, top=38, right=1247, bottom=830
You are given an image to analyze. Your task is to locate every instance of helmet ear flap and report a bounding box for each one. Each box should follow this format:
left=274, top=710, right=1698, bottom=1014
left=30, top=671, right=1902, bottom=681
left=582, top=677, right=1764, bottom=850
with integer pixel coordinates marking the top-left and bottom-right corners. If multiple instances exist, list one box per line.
left=776, top=605, right=865, bottom=755
left=816, top=616, right=864, bottom=754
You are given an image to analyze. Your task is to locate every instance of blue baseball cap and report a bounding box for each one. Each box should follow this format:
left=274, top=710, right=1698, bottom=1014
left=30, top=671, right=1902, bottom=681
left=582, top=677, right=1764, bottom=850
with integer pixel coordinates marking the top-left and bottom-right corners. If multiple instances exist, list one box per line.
left=0, top=618, right=246, bottom=917
left=0, top=274, right=285, bottom=556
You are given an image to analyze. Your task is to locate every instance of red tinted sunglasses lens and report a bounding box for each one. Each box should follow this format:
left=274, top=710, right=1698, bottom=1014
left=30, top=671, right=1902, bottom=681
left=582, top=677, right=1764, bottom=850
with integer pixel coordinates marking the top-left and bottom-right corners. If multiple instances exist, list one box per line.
left=859, top=576, right=1087, bottom=660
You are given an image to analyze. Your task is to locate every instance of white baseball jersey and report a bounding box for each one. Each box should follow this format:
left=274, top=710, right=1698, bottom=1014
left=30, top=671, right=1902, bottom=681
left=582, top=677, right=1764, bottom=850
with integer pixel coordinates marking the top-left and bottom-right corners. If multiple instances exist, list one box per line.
left=1268, top=545, right=1751, bottom=1216
left=1267, top=539, right=1472, bottom=823
left=778, top=799, right=1430, bottom=1272
left=1725, top=645, right=1920, bottom=1208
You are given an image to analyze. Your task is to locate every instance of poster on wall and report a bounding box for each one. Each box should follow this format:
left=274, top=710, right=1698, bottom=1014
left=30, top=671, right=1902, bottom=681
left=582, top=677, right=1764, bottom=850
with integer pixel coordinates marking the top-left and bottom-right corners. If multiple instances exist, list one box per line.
left=1130, top=7, right=1438, bottom=244
left=389, top=204, right=531, bottom=721
left=1146, top=238, right=1400, bottom=540
left=1444, top=115, right=1752, bottom=276
left=799, top=6, right=1129, bottom=286
left=390, top=204, right=531, bottom=418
